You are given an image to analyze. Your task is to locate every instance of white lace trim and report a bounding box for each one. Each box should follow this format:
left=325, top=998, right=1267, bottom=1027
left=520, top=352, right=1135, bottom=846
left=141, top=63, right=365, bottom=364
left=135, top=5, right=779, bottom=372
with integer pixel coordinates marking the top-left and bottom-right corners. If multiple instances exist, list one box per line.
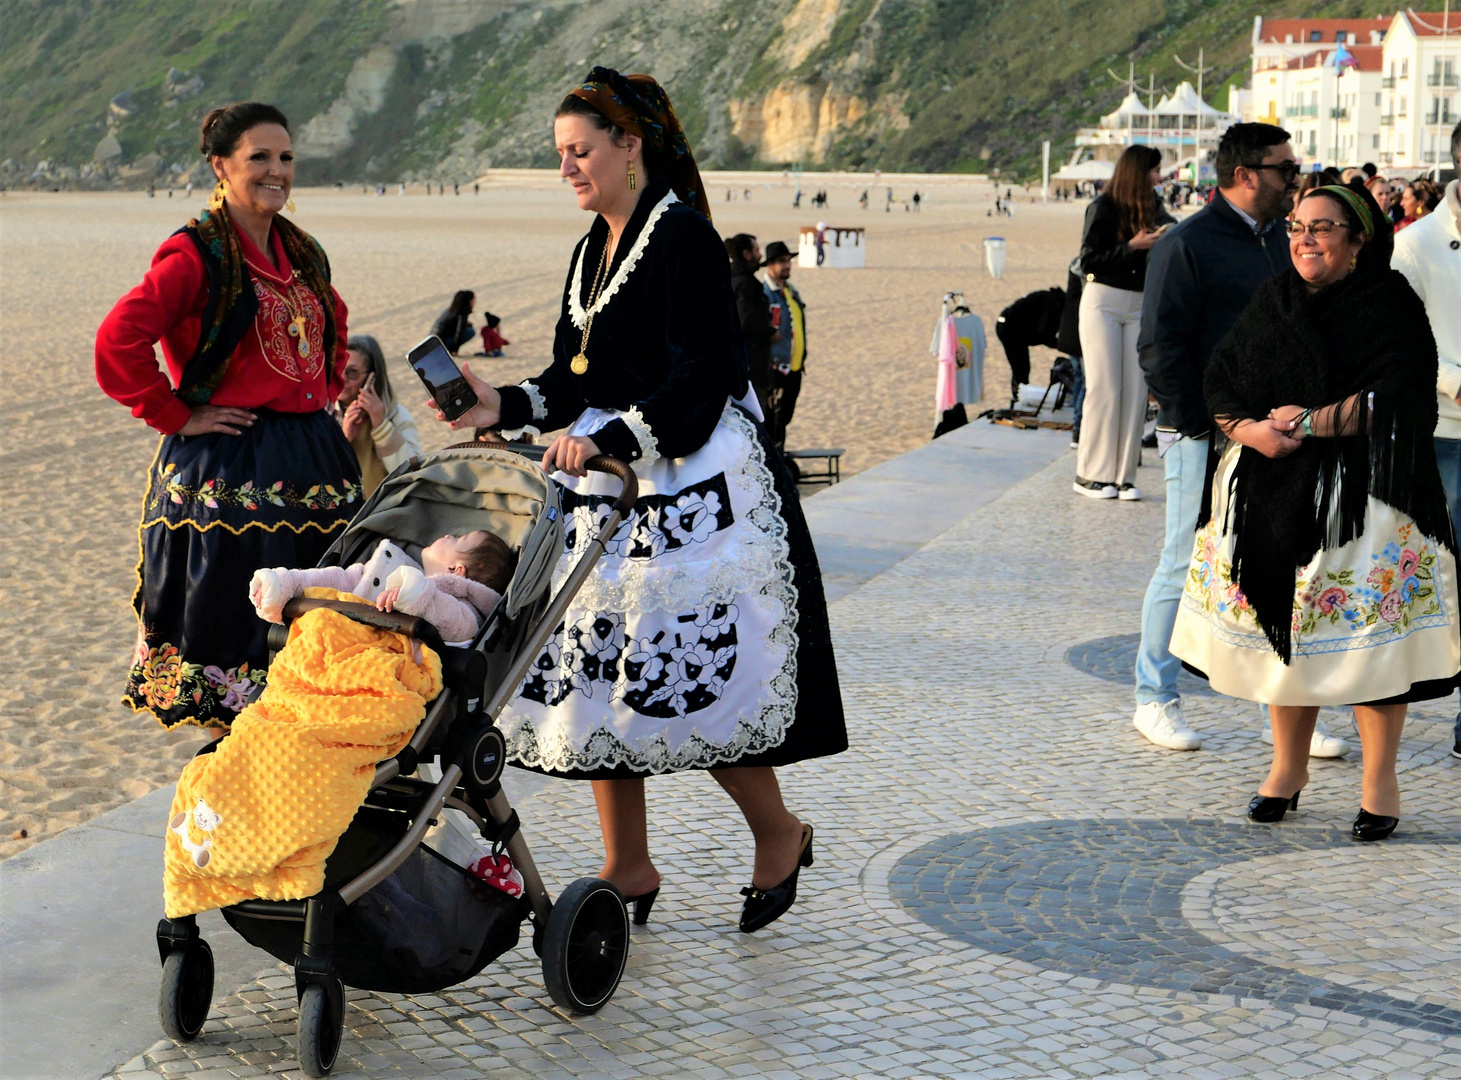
left=567, top=190, right=679, bottom=330
left=518, top=380, right=547, bottom=422
left=499, top=405, right=800, bottom=774
left=620, top=406, right=660, bottom=465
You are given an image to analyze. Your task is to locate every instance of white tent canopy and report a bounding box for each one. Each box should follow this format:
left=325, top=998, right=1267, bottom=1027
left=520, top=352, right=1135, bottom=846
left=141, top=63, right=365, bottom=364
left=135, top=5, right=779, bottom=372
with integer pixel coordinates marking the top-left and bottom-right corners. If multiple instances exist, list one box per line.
left=1152, top=81, right=1227, bottom=118
left=1051, top=159, right=1115, bottom=182
left=1099, top=91, right=1151, bottom=127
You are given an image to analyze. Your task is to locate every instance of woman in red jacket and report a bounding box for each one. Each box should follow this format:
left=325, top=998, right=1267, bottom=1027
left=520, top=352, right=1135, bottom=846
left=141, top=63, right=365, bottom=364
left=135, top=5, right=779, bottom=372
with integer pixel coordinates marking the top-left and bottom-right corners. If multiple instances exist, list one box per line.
left=96, top=102, right=360, bottom=733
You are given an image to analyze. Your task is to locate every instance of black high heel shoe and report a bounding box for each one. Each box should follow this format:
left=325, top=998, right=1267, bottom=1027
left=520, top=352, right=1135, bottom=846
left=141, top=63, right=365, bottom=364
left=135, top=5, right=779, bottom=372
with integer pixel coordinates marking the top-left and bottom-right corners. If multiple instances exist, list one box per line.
left=739, top=824, right=814, bottom=934
left=623, top=887, right=660, bottom=925
left=1352, top=808, right=1399, bottom=842
left=1247, top=790, right=1302, bottom=823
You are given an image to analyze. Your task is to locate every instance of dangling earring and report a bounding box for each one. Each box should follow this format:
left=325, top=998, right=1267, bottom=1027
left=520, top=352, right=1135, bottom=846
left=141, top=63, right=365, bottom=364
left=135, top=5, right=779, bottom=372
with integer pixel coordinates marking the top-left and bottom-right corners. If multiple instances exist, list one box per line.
left=627, top=158, right=637, bottom=191
left=285, top=195, right=297, bottom=213
left=208, top=178, right=228, bottom=211
left=1349, top=253, right=1358, bottom=272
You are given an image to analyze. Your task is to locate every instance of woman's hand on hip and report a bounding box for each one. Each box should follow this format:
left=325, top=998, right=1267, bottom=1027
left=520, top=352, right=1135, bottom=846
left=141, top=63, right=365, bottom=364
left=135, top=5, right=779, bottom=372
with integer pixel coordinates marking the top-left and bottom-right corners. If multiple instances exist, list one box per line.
left=178, top=405, right=256, bottom=437
left=429, top=360, right=501, bottom=429
left=541, top=435, right=601, bottom=477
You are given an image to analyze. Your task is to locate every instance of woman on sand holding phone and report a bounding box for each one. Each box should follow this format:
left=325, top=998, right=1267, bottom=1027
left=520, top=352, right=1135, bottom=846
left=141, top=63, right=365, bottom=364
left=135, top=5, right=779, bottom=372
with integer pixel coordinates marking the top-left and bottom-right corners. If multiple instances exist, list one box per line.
left=1073, top=144, right=1174, bottom=502
left=335, top=334, right=421, bottom=498
left=431, top=68, right=846, bottom=935
left=95, top=102, right=358, bottom=734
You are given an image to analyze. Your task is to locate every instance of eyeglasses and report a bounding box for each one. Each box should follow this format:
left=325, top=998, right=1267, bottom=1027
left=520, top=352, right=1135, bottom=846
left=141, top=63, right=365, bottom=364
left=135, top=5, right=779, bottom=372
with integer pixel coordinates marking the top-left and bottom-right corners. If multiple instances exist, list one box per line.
left=1287, top=219, right=1348, bottom=238
left=1249, top=162, right=1302, bottom=182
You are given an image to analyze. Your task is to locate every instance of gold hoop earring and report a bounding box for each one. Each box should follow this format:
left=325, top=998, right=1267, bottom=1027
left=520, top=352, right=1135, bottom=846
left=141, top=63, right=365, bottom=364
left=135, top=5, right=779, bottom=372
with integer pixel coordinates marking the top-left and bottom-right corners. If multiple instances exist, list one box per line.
left=208, top=178, right=228, bottom=211
left=627, top=159, right=637, bottom=191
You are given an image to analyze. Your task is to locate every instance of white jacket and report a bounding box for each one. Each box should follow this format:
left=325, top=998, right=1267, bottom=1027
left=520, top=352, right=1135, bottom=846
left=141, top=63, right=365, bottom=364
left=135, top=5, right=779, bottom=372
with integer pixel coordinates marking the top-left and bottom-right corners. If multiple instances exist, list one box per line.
left=1390, top=182, right=1461, bottom=440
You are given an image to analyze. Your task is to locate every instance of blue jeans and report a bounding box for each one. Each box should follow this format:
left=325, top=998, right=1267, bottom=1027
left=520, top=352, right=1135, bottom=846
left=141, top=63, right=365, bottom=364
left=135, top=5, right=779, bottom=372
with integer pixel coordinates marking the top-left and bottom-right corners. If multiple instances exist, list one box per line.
left=1135, top=436, right=1209, bottom=705
left=1071, top=356, right=1086, bottom=439
left=1435, top=436, right=1461, bottom=744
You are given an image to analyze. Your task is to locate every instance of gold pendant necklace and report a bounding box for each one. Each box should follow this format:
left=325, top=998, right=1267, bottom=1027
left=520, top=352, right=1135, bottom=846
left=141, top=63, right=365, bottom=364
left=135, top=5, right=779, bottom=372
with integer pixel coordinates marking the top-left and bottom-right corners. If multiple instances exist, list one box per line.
left=276, top=271, right=312, bottom=360
left=571, top=241, right=612, bottom=375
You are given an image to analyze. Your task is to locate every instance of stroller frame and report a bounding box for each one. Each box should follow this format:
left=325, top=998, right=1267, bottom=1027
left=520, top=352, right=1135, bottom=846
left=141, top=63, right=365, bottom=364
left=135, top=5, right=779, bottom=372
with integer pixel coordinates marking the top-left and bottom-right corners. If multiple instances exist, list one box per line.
left=155, top=451, right=639, bottom=1076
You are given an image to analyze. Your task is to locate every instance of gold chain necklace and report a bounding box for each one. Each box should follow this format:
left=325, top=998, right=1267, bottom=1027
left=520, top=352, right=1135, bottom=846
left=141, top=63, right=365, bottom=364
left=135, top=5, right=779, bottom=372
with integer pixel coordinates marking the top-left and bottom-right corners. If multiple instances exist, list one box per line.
left=570, top=241, right=612, bottom=375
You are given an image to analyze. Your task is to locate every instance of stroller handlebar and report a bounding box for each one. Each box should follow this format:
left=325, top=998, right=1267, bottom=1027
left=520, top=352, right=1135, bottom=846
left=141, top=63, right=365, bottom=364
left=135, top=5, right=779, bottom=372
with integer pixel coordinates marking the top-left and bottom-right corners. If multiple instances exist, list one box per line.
left=279, top=597, right=446, bottom=652
left=444, top=441, right=639, bottom=513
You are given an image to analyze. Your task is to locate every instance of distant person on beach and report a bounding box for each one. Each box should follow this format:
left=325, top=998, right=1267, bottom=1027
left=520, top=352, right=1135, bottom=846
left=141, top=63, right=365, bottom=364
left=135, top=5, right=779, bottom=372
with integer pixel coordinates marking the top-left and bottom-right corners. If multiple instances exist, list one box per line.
left=334, top=334, right=421, bottom=497
left=1130, top=122, right=1305, bottom=754
left=726, top=232, right=775, bottom=414
left=1391, top=117, right=1461, bottom=761
left=860, top=189, right=868, bottom=209
left=912, top=191, right=921, bottom=211
left=431, top=290, right=477, bottom=354
left=996, top=286, right=1064, bottom=408
left=94, top=101, right=358, bottom=735
left=476, top=312, right=510, bottom=357
left=430, top=66, right=845, bottom=935
left=762, top=240, right=807, bottom=451
left=1073, top=143, right=1173, bottom=503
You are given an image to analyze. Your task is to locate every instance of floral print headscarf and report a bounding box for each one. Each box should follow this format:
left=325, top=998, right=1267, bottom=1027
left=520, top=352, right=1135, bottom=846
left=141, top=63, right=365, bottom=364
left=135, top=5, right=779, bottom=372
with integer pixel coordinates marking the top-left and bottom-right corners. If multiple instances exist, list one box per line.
left=566, top=66, right=711, bottom=222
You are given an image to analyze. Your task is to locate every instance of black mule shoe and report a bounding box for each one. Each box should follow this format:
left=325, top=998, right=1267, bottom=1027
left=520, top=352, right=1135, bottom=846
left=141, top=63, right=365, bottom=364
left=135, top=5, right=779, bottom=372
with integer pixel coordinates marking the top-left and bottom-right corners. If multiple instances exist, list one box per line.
left=1352, top=808, right=1399, bottom=842
left=739, top=824, right=814, bottom=934
left=623, top=887, right=660, bottom=925
left=1247, top=790, right=1301, bottom=823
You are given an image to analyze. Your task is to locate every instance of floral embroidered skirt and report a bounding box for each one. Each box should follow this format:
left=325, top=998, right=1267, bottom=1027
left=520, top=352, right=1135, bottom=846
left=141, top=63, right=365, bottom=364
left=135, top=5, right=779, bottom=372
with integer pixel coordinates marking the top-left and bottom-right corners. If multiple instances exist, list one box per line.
left=127, top=410, right=361, bottom=730
left=1170, top=444, right=1461, bottom=706
left=499, top=403, right=846, bottom=778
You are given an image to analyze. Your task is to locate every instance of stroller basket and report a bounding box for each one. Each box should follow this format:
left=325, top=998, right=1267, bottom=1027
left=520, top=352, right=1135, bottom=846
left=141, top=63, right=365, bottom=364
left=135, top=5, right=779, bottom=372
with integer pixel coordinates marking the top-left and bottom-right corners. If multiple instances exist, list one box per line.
left=223, top=809, right=524, bottom=994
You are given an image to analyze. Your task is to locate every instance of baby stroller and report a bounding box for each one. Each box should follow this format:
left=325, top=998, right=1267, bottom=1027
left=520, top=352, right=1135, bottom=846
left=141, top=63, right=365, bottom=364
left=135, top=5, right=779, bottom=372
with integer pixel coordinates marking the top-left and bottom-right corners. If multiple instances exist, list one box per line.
left=154, top=444, right=639, bottom=1076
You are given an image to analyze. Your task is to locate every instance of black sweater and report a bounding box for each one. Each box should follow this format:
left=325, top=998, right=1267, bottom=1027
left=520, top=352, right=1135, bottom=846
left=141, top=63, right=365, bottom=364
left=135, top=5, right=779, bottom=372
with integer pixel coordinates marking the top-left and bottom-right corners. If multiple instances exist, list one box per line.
left=495, top=178, right=750, bottom=464
left=1077, top=194, right=1175, bottom=291
left=1136, top=190, right=1292, bottom=437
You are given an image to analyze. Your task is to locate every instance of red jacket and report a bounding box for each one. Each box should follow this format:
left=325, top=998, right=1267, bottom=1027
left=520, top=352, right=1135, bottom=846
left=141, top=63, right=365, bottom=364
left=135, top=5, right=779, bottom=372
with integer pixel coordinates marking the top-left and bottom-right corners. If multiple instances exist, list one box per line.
left=95, top=222, right=349, bottom=434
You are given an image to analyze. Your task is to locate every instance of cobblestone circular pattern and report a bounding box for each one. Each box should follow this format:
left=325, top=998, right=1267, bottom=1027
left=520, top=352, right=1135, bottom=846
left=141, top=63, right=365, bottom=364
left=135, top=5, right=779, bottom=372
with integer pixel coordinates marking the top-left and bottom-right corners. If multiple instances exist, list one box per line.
left=1065, top=633, right=1216, bottom=697
left=891, top=818, right=1461, bottom=1036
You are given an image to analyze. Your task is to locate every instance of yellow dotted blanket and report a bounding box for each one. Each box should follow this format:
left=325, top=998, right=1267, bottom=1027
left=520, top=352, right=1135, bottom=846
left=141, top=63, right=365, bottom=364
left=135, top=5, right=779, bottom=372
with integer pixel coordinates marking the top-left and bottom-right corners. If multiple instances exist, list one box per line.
left=163, top=589, right=443, bottom=918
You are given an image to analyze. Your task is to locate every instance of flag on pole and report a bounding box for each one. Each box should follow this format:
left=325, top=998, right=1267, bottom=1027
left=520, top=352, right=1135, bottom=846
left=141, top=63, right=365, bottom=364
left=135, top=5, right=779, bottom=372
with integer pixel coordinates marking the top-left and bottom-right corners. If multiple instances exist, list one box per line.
left=1331, top=42, right=1358, bottom=69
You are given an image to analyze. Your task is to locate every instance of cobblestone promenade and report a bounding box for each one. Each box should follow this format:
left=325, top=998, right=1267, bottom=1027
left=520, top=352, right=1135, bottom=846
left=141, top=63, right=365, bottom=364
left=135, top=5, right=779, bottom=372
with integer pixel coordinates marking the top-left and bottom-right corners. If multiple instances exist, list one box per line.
left=108, top=452, right=1461, bottom=1080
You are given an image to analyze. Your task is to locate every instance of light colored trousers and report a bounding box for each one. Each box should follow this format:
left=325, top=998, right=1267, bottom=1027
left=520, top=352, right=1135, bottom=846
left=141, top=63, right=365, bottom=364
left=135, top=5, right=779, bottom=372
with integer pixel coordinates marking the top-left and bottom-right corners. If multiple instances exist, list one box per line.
left=1134, top=436, right=1209, bottom=705
left=1076, top=282, right=1146, bottom=487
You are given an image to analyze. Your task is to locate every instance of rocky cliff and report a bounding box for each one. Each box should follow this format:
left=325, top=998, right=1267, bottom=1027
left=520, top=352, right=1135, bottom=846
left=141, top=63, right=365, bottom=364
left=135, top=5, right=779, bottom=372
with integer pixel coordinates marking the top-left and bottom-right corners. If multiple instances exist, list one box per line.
left=1, top=0, right=1393, bottom=188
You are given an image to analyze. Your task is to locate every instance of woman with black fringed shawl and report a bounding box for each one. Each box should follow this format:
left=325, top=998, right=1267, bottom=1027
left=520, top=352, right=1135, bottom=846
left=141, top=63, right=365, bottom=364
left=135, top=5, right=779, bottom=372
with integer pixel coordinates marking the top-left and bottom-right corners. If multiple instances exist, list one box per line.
left=1170, top=184, right=1460, bottom=841
left=96, top=103, right=359, bottom=735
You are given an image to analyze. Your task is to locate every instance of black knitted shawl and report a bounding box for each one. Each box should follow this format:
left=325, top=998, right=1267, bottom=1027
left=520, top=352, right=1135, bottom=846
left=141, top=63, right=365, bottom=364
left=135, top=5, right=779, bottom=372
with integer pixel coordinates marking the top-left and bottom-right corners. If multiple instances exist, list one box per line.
left=1202, top=263, right=1454, bottom=662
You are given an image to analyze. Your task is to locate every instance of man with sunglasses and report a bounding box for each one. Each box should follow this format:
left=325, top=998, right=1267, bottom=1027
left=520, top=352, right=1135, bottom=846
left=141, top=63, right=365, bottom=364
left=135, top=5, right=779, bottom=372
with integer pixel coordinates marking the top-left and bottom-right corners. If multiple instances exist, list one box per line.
left=1392, top=118, right=1461, bottom=760
left=1129, top=123, right=1335, bottom=755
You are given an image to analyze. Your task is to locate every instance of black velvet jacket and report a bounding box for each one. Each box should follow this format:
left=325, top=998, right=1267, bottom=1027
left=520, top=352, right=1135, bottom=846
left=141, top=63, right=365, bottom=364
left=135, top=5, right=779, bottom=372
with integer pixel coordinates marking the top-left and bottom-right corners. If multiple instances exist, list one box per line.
left=495, top=178, right=750, bottom=463
left=1077, top=193, right=1175, bottom=291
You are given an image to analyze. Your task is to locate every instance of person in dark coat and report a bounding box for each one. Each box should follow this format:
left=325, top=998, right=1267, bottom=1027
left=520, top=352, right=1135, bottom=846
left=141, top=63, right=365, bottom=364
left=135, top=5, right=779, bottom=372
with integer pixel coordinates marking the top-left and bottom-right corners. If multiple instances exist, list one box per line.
left=431, top=290, right=476, bottom=354
left=1129, top=122, right=1298, bottom=753
left=1056, top=262, right=1085, bottom=443
left=994, top=286, right=1064, bottom=407
left=726, top=233, right=774, bottom=416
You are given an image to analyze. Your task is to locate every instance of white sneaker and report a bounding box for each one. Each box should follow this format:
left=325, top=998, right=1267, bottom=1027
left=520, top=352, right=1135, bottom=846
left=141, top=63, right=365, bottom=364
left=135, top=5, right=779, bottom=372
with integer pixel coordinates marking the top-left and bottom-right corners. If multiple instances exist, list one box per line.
left=1261, top=715, right=1350, bottom=758
left=1133, top=700, right=1204, bottom=750
left=1118, top=484, right=1143, bottom=501
left=1074, top=479, right=1118, bottom=499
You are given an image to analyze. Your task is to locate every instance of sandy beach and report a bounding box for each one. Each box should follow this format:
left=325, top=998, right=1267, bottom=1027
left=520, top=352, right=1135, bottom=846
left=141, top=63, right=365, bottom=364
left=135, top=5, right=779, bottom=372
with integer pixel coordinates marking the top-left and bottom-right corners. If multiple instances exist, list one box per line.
left=0, top=172, right=1087, bottom=855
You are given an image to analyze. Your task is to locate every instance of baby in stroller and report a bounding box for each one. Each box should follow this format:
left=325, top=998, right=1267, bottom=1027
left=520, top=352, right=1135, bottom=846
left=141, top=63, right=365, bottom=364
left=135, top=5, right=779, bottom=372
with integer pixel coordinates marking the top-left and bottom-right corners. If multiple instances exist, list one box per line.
left=250, top=531, right=515, bottom=644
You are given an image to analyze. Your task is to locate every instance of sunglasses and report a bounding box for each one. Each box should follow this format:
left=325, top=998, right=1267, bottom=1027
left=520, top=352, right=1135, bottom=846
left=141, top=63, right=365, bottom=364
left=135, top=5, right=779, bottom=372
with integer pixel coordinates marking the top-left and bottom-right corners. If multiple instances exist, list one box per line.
left=1287, top=219, right=1349, bottom=238
left=1249, top=162, right=1302, bottom=182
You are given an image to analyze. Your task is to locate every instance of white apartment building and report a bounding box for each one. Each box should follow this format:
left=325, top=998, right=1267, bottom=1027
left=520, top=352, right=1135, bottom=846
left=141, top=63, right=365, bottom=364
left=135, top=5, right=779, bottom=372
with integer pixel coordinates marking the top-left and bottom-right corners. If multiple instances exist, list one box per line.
left=1244, top=12, right=1461, bottom=171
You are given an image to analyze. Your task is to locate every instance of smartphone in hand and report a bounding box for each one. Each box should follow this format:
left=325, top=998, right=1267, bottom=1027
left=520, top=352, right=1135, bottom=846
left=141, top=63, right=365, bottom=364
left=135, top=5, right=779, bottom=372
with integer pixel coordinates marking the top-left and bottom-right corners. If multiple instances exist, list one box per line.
left=406, top=335, right=479, bottom=421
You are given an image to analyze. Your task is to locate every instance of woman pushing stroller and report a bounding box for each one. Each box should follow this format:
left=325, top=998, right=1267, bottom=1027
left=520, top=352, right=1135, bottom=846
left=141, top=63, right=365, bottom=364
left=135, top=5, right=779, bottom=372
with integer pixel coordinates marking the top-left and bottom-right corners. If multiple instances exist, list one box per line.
left=433, top=67, right=847, bottom=934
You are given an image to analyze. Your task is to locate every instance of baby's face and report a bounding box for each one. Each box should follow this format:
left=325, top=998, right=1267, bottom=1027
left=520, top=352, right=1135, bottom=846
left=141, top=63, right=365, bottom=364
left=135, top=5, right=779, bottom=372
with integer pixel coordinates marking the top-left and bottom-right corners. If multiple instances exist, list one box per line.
left=421, top=530, right=491, bottom=577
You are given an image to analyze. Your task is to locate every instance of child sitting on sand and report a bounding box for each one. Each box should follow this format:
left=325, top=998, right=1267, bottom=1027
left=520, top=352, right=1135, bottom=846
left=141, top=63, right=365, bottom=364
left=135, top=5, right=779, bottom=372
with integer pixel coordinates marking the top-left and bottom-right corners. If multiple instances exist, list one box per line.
left=249, top=530, right=515, bottom=644
left=476, top=312, right=510, bottom=357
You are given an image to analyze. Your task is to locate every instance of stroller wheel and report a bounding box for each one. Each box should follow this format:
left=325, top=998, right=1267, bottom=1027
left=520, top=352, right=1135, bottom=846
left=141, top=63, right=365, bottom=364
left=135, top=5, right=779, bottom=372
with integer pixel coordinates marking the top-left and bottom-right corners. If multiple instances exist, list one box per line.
left=158, top=941, right=214, bottom=1042
left=542, top=878, right=629, bottom=1014
left=296, top=980, right=344, bottom=1077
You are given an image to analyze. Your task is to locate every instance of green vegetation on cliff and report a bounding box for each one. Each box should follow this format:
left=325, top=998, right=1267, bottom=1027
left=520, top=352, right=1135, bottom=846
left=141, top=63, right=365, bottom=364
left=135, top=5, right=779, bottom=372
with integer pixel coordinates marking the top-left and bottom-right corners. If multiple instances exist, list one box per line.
left=0, top=0, right=1402, bottom=185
